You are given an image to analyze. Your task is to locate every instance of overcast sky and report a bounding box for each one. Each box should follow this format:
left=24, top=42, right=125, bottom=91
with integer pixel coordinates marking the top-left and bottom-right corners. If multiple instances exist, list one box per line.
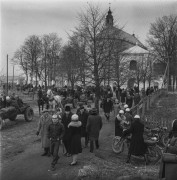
left=0, top=0, right=177, bottom=76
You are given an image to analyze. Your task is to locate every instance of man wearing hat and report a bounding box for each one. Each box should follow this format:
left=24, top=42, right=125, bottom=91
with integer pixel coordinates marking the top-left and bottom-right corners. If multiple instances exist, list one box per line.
left=61, top=105, right=73, bottom=156
left=36, top=109, right=52, bottom=156
left=48, top=114, right=65, bottom=171
left=77, top=105, right=89, bottom=148
left=102, top=96, right=113, bottom=122
left=86, top=108, right=102, bottom=153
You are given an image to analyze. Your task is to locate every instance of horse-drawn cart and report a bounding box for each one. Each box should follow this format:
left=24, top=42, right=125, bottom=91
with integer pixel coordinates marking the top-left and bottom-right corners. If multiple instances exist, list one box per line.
left=0, top=103, right=34, bottom=130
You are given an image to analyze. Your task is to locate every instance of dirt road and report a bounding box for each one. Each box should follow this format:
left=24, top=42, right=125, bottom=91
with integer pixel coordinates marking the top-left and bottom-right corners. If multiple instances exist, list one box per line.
left=1, top=103, right=160, bottom=180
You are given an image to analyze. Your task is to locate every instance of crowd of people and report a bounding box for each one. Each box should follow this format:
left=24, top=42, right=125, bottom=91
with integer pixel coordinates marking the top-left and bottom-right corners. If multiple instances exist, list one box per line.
left=1, top=83, right=176, bottom=178
left=36, top=104, right=102, bottom=171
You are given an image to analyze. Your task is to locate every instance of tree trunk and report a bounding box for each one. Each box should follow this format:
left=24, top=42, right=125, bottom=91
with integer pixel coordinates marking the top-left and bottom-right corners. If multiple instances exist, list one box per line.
left=172, top=75, right=175, bottom=92
left=36, top=71, right=38, bottom=88
left=25, top=71, right=28, bottom=84
left=143, top=77, right=146, bottom=90
left=45, top=54, right=47, bottom=91
left=168, top=74, right=172, bottom=91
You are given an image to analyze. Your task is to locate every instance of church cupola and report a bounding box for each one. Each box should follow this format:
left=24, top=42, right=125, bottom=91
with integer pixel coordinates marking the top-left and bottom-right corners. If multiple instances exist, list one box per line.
left=106, top=7, right=113, bottom=27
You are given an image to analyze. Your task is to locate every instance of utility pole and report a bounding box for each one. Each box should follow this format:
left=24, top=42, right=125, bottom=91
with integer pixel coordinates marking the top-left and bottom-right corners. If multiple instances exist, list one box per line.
left=7, top=54, right=8, bottom=95
left=12, top=65, right=14, bottom=90
left=167, top=55, right=170, bottom=93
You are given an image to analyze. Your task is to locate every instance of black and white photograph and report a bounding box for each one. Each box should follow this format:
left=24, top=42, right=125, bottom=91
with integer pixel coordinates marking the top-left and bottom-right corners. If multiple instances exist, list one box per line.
left=0, top=0, right=177, bottom=179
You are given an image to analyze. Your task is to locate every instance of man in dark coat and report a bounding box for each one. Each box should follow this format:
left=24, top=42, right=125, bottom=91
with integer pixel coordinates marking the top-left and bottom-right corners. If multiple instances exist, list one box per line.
left=77, top=105, right=89, bottom=147
left=123, top=115, right=148, bottom=164
left=86, top=108, right=102, bottom=153
left=48, top=114, right=65, bottom=171
left=134, top=92, right=141, bottom=106
left=102, top=96, right=113, bottom=122
left=61, top=105, right=73, bottom=156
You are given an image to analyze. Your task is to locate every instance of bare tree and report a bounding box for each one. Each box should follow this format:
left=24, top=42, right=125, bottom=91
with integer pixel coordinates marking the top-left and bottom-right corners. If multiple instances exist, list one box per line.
left=75, top=3, right=119, bottom=110
left=147, top=15, right=177, bottom=90
left=13, top=47, right=28, bottom=84
left=60, top=44, right=80, bottom=90
left=22, top=35, right=42, bottom=87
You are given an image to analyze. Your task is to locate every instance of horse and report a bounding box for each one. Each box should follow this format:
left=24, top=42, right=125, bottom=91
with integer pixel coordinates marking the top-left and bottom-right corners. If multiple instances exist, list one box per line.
left=46, top=89, right=63, bottom=111
left=37, top=97, right=46, bottom=115
left=37, top=88, right=49, bottom=115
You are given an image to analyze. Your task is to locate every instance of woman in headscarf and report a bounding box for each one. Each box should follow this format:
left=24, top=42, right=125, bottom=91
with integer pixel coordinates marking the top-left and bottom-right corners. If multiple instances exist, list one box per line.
left=68, top=114, right=82, bottom=165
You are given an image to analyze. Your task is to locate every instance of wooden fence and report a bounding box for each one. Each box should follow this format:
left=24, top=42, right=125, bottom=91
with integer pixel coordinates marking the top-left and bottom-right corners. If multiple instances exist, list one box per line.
left=131, top=88, right=171, bottom=129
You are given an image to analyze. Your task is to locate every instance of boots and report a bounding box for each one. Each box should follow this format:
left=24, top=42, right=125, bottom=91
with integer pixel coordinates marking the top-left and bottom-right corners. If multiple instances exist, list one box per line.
left=41, top=147, right=50, bottom=156
left=41, top=148, right=48, bottom=156
left=70, top=155, right=77, bottom=165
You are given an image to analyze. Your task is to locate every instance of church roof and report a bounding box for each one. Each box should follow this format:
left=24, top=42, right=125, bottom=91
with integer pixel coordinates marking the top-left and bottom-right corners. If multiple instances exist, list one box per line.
left=101, top=26, right=146, bottom=49
left=121, top=44, right=149, bottom=55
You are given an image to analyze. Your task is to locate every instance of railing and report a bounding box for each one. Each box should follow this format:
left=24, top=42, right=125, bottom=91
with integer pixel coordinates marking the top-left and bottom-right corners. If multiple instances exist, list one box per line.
left=131, top=88, right=169, bottom=129
left=131, top=89, right=166, bottom=116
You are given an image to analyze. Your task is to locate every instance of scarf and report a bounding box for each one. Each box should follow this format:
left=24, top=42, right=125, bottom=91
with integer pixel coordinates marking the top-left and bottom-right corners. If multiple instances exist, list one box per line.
left=68, top=121, right=82, bottom=128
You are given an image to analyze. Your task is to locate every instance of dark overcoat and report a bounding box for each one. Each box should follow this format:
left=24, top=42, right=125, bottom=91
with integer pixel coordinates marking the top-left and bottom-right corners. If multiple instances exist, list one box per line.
left=86, top=114, right=102, bottom=141
left=61, top=112, right=73, bottom=141
left=77, top=110, right=89, bottom=137
left=69, top=123, right=82, bottom=155
left=103, top=100, right=113, bottom=113
left=124, top=120, right=147, bottom=156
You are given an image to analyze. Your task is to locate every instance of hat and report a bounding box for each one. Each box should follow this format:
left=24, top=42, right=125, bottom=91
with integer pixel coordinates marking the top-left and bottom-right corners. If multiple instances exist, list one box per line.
left=80, top=106, right=85, bottom=110
left=124, top=104, right=128, bottom=109
left=125, top=108, right=130, bottom=112
left=52, top=114, right=58, bottom=119
left=6, top=96, right=10, bottom=101
left=71, top=114, right=79, bottom=121
left=115, top=99, right=119, bottom=103
left=65, top=105, right=71, bottom=112
left=134, top=115, right=140, bottom=119
left=91, top=108, right=97, bottom=114
left=78, top=102, right=84, bottom=106
left=119, top=110, right=124, bottom=114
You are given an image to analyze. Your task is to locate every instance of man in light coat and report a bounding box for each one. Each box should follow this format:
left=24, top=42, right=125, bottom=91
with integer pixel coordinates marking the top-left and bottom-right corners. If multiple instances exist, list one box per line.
left=36, top=109, right=52, bottom=156
left=86, top=108, right=102, bottom=153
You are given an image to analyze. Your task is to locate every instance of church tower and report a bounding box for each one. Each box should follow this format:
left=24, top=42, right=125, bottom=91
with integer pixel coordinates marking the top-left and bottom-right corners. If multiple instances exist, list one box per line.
left=106, top=7, right=113, bottom=27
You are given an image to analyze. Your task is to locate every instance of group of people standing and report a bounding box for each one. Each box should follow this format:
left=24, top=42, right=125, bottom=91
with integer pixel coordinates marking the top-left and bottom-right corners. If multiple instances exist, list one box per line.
left=36, top=104, right=102, bottom=171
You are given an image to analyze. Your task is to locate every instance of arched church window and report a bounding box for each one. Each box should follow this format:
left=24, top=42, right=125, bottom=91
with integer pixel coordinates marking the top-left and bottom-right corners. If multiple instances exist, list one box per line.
left=130, top=60, right=137, bottom=70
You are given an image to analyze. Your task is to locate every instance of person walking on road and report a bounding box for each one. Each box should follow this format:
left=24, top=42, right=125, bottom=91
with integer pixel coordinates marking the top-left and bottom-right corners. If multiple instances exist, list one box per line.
left=36, top=109, right=52, bottom=156
left=86, top=108, right=103, bottom=153
left=61, top=105, right=73, bottom=157
left=48, top=114, right=65, bottom=171
left=77, top=105, right=89, bottom=148
left=103, top=96, right=113, bottom=122
left=68, top=114, right=82, bottom=165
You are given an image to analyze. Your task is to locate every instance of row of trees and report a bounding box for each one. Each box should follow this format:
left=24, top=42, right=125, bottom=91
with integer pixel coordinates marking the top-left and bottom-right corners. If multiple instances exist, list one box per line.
left=13, top=3, right=177, bottom=110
